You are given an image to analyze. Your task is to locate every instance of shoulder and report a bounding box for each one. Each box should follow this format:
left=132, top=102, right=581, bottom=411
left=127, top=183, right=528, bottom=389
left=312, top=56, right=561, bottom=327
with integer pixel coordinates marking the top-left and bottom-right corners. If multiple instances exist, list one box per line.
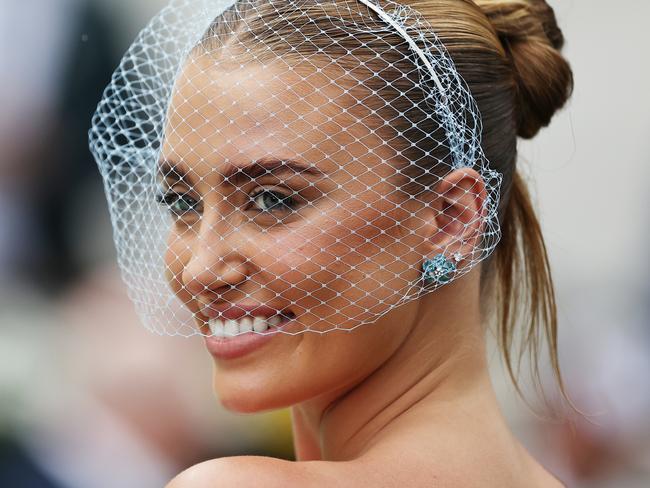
left=165, top=456, right=352, bottom=488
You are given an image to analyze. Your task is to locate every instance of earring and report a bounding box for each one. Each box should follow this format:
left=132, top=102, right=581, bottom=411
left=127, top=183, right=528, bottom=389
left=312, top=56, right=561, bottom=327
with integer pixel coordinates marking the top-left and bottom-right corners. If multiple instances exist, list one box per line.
left=422, top=254, right=457, bottom=285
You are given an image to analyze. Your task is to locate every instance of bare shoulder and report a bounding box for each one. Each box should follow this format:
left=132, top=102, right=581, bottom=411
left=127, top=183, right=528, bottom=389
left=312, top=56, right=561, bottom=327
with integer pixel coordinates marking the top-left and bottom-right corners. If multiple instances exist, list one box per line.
left=165, top=438, right=563, bottom=488
left=166, top=456, right=353, bottom=488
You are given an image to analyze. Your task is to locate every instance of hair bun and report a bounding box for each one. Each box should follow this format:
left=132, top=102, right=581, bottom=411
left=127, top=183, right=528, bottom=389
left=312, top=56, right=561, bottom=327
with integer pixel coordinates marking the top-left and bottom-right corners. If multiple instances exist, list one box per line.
left=474, top=0, right=574, bottom=138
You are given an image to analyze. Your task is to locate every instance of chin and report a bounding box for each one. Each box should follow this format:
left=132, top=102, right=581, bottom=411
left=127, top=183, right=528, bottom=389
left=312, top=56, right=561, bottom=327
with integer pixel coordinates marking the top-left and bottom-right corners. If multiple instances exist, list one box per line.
left=212, top=366, right=302, bottom=414
left=216, top=382, right=281, bottom=413
left=207, top=325, right=398, bottom=414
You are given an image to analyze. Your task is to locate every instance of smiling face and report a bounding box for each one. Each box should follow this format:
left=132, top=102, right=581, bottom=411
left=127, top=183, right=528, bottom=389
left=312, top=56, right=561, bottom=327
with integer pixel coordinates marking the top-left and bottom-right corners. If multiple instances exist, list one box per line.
left=160, top=54, right=440, bottom=411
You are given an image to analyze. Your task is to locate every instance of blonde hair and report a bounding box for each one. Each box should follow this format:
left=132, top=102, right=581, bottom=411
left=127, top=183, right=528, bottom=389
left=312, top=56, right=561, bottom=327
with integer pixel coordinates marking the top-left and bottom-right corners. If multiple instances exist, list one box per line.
left=201, top=0, right=574, bottom=399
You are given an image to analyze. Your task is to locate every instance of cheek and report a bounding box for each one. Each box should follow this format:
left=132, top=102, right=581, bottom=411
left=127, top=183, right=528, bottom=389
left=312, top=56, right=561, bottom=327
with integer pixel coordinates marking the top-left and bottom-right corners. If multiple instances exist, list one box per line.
left=253, top=205, right=423, bottom=330
left=336, top=203, right=429, bottom=304
left=164, top=231, right=194, bottom=309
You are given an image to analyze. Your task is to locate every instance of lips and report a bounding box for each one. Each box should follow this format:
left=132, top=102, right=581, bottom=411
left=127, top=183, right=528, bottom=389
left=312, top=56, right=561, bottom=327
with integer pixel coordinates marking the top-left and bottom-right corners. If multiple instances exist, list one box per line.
left=200, top=305, right=296, bottom=360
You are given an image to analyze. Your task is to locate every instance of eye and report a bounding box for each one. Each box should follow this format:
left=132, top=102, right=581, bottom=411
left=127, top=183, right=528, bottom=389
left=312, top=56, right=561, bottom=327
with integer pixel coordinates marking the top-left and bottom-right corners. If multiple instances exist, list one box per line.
left=156, top=191, right=200, bottom=217
left=248, top=188, right=297, bottom=213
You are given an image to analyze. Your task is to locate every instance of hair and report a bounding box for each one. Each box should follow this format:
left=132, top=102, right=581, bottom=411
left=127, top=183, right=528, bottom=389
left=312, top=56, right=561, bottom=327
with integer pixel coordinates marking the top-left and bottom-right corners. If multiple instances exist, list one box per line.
left=199, top=0, right=574, bottom=400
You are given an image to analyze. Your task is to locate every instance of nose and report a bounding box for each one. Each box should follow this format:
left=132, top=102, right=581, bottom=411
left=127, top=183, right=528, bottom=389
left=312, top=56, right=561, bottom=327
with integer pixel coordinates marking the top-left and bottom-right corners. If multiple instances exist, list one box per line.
left=181, top=224, right=250, bottom=299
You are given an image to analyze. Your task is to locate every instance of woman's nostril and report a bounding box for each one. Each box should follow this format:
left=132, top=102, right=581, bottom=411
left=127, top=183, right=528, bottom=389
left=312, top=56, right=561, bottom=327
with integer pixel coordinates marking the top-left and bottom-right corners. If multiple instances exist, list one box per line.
left=281, top=310, right=296, bottom=321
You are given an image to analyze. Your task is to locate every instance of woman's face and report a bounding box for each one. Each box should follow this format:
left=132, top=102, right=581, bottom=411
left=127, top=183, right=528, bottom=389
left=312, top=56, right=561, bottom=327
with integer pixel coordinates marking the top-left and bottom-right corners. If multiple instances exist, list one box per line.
left=161, top=55, right=438, bottom=412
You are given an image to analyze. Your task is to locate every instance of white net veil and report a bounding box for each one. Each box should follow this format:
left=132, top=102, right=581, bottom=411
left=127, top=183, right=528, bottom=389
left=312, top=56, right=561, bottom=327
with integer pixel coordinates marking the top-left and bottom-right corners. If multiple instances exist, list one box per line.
left=89, top=0, right=503, bottom=338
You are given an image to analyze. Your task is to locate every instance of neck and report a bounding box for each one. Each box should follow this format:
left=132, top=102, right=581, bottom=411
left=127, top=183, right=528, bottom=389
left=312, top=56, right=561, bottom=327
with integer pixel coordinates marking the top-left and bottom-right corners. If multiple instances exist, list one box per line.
left=290, top=280, right=495, bottom=461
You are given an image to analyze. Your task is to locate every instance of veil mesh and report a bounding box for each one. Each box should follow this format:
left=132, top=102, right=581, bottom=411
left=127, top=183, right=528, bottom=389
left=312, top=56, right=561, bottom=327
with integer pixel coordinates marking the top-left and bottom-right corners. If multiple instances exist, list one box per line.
left=89, top=0, right=502, bottom=337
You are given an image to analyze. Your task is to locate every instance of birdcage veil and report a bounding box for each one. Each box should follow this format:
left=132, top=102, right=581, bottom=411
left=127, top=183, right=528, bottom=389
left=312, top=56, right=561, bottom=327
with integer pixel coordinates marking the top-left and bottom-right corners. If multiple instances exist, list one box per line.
left=89, top=0, right=502, bottom=338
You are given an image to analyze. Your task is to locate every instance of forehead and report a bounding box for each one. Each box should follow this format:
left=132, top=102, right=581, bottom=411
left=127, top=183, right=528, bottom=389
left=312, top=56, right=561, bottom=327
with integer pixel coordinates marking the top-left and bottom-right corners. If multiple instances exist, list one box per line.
left=161, top=54, right=390, bottom=172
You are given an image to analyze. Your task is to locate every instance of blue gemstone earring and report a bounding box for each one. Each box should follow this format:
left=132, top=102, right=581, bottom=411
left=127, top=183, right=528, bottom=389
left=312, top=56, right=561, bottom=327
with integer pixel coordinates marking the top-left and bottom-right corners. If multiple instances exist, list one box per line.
left=422, top=254, right=458, bottom=285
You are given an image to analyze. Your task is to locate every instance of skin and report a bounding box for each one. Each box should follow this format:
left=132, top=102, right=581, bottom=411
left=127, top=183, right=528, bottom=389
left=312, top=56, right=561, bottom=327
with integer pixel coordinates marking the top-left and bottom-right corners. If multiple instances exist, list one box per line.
left=162, top=55, right=564, bottom=487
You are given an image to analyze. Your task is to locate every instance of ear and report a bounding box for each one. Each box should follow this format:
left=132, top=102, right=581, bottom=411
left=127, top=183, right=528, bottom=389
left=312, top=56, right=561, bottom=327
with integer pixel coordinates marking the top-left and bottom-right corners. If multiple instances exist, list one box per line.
left=427, top=167, right=487, bottom=258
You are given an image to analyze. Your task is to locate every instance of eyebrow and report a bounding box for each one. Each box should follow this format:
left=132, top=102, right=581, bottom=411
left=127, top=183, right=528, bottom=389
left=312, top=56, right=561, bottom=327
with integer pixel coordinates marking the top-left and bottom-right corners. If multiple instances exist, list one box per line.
left=158, top=157, right=326, bottom=186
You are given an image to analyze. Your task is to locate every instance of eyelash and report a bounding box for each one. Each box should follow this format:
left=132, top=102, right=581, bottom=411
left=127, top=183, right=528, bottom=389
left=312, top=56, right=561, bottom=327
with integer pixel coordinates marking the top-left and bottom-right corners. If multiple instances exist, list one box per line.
left=156, top=192, right=199, bottom=217
left=156, top=187, right=298, bottom=218
left=247, top=188, right=297, bottom=213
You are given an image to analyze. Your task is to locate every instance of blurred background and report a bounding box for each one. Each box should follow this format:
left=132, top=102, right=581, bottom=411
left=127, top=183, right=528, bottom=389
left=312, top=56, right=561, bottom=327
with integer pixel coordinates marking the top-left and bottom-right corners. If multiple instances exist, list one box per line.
left=0, top=0, right=648, bottom=486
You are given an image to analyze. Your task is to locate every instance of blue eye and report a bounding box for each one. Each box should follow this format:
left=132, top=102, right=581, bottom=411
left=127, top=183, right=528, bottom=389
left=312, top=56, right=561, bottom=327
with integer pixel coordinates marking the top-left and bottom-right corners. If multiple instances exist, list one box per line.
left=250, top=189, right=297, bottom=213
left=157, top=192, right=199, bottom=216
left=156, top=188, right=298, bottom=219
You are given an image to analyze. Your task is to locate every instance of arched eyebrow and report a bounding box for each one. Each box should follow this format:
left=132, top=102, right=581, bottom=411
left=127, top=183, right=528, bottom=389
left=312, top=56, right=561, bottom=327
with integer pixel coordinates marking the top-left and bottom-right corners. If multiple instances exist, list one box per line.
left=157, top=157, right=326, bottom=186
left=158, top=159, right=191, bottom=183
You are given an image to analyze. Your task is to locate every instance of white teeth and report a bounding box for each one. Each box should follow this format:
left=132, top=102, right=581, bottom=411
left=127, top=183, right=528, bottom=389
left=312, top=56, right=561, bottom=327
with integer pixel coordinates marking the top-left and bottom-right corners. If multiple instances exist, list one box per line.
left=252, top=316, right=269, bottom=333
left=239, top=317, right=253, bottom=333
left=208, top=318, right=225, bottom=337
left=224, top=319, right=239, bottom=337
left=208, top=314, right=285, bottom=336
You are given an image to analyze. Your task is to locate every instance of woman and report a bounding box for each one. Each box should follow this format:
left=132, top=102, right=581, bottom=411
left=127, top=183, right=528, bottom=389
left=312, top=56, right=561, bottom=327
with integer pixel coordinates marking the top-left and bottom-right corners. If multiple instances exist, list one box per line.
left=90, top=0, right=573, bottom=485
